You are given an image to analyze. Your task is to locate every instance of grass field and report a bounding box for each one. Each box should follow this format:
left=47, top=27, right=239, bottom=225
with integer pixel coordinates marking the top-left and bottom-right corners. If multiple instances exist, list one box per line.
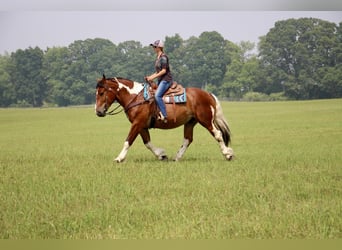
left=0, top=99, right=341, bottom=239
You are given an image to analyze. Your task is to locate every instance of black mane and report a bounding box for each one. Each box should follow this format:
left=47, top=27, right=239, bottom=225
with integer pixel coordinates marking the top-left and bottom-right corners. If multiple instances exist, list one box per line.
left=96, top=82, right=105, bottom=88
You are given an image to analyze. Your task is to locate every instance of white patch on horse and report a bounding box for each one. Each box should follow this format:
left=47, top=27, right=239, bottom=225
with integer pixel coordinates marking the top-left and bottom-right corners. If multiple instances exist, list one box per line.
left=210, top=105, right=216, bottom=124
left=175, top=138, right=190, bottom=161
left=117, top=80, right=143, bottom=95
left=145, top=142, right=167, bottom=160
left=115, top=141, right=130, bottom=162
left=132, top=82, right=144, bottom=94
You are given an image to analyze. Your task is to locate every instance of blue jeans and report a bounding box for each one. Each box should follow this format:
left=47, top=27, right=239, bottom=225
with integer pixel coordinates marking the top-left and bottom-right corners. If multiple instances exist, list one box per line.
left=155, top=80, right=171, bottom=118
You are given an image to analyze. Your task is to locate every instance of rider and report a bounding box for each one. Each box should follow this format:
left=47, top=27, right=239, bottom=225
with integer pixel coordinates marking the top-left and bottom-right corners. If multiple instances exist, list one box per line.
left=146, top=39, right=172, bottom=123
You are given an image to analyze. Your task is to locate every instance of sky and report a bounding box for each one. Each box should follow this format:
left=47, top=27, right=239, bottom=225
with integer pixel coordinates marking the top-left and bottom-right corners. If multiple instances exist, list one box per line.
left=0, top=1, right=341, bottom=54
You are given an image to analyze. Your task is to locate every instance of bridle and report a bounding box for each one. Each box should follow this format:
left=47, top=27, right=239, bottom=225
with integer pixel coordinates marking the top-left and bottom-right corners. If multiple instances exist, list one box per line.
left=96, top=82, right=123, bottom=115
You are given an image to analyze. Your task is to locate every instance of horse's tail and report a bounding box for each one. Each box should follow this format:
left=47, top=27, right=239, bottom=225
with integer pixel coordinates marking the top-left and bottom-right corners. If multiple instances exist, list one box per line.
left=211, top=94, right=231, bottom=146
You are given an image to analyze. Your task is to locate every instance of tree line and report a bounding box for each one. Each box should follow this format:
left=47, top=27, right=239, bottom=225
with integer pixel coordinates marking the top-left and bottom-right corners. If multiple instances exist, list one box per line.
left=0, top=17, right=341, bottom=107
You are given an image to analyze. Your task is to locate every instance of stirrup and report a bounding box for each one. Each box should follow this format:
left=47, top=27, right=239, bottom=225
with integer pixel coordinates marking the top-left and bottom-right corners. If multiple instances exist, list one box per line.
left=158, top=112, right=167, bottom=123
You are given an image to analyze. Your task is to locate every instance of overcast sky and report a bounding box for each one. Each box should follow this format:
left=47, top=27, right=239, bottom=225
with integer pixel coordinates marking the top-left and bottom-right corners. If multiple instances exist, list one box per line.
left=0, top=1, right=341, bottom=54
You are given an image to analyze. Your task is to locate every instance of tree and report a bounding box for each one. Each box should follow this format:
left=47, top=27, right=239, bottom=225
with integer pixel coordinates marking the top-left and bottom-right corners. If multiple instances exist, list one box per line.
left=220, top=41, right=261, bottom=98
left=178, top=31, right=229, bottom=89
left=239, top=41, right=256, bottom=61
left=0, top=54, right=15, bottom=106
left=165, top=34, right=183, bottom=55
left=9, top=47, right=46, bottom=106
left=164, top=34, right=185, bottom=85
left=259, top=18, right=340, bottom=99
left=116, top=41, right=153, bottom=81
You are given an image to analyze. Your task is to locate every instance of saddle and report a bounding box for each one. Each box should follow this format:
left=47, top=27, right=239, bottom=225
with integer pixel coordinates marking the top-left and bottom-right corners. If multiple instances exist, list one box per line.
left=144, top=81, right=187, bottom=104
left=165, top=81, right=184, bottom=96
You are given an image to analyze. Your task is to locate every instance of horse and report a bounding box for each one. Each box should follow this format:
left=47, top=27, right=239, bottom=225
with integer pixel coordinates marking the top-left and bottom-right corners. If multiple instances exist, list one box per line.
left=95, top=75, right=234, bottom=162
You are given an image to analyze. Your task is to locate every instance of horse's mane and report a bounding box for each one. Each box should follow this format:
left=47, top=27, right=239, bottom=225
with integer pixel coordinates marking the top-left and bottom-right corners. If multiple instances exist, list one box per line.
left=108, top=77, right=127, bottom=81
left=97, top=76, right=138, bottom=89
left=107, top=77, right=135, bottom=88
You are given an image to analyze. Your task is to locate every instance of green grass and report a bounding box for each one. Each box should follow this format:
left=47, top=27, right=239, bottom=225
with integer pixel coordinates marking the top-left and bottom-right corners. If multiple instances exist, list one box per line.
left=0, top=99, right=341, bottom=239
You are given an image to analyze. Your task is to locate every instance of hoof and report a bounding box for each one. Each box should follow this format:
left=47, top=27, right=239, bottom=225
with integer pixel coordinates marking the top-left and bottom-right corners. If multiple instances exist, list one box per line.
left=159, top=155, right=168, bottom=161
left=225, top=147, right=234, bottom=161
left=114, top=157, right=125, bottom=163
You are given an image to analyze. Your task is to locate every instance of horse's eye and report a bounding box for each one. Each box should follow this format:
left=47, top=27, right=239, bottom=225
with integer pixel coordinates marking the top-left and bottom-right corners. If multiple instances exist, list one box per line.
left=99, top=92, right=104, bottom=96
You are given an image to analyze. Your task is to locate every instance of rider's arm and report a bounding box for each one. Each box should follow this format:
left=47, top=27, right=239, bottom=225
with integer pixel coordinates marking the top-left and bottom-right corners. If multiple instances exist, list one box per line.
left=146, top=68, right=166, bottom=82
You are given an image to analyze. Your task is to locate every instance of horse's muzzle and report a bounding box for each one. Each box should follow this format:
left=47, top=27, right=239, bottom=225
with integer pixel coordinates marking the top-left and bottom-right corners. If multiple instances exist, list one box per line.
left=95, top=103, right=107, bottom=117
left=96, top=111, right=106, bottom=117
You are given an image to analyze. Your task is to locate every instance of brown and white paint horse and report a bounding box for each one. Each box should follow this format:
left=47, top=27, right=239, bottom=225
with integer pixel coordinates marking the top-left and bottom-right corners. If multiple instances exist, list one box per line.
left=95, top=75, right=234, bottom=162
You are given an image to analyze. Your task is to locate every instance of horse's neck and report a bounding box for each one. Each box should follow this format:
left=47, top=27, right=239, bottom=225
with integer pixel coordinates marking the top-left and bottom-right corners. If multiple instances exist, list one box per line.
left=117, top=79, right=141, bottom=93
left=108, top=79, right=143, bottom=106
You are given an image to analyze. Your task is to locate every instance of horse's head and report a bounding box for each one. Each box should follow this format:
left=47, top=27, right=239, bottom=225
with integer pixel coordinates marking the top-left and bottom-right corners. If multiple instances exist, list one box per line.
left=95, top=74, right=116, bottom=117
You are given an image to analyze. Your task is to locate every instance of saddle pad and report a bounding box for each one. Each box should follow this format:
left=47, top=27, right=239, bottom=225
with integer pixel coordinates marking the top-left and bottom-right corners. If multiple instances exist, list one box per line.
left=163, top=93, right=186, bottom=104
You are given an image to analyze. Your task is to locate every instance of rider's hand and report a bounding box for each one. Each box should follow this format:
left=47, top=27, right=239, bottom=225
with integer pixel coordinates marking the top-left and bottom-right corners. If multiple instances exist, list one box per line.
left=145, top=76, right=153, bottom=82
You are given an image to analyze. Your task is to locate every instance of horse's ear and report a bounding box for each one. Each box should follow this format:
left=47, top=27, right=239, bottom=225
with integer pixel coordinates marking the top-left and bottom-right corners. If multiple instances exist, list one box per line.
left=102, top=74, right=106, bottom=80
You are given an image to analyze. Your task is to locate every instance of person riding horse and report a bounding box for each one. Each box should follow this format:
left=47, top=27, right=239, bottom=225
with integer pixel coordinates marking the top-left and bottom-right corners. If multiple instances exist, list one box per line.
left=146, top=40, right=172, bottom=123
left=95, top=76, right=234, bottom=162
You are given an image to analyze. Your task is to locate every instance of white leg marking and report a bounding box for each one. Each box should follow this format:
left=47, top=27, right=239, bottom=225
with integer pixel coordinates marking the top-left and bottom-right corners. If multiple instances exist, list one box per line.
left=175, top=138, right=190, bottom=161
left=213, top=127, right=234, bottom=160
left=145, top=142, right=167, bottom=160
left=114, top=141, right=130, bottom=163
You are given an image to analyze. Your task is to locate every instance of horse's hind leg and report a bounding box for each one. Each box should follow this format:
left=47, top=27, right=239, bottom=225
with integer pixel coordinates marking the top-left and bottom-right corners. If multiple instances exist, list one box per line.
left=198, top=106, right=234, bottom=161
left=212, top=127, right=234, bottom=161
left=207, top=108, right=234, bottom=161
left=140, top=129, right=168, bottom=160
left=174, top=119, right=196, bottom=161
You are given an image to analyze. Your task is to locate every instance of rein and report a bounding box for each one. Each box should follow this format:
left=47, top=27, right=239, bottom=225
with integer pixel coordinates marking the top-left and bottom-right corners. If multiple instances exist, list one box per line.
left=106, top=103, right=124, bottom=115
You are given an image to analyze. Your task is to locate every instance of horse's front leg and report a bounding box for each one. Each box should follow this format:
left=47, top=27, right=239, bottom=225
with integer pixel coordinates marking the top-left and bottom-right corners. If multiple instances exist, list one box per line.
left=114, top=123, right=141, bottom=163
left=140, top=129, right=168, bottom=160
